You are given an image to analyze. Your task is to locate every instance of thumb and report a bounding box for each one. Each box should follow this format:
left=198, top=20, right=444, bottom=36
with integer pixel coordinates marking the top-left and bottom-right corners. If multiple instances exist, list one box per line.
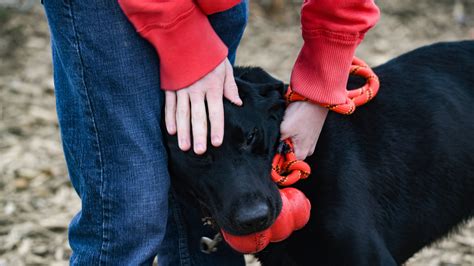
left=282, top=128, right=305, bottom=160
left=280, top=131, right=291, bottom=141
left=279, top=120, right=293, bottom=141
left=223, top=60, right=242, bottom=106
left=293, top=138, right=307, bottom=160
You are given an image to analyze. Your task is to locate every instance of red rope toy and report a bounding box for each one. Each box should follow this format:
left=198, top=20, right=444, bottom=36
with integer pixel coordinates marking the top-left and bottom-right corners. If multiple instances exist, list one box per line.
left=271, top=139, right=311, bottom=186
left=221, top=57, right=380, bottom=254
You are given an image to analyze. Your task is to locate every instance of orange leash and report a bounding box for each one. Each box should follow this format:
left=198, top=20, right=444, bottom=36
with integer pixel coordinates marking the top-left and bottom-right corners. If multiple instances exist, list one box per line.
left=285, top=56, right=380, bottom=115
left=273, top=57, right=379, bottom=184
left=271, top=139, right=311, bottom=186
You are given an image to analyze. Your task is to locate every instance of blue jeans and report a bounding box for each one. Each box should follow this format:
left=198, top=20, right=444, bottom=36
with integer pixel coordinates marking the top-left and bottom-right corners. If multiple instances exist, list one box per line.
left=42, top=1, right=247, bottom=265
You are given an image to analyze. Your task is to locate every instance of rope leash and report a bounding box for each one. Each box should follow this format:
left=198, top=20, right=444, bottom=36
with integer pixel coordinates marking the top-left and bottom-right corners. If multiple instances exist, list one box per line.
left=271, top=139, right=311, bottom=186
left=272, top=57, right=379, bottom=184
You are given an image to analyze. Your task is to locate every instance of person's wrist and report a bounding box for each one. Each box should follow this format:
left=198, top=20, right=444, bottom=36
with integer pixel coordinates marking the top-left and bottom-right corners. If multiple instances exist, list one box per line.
left=288, top=101, right=328, bottom=120
left=303, top=101, right=328, bottom=127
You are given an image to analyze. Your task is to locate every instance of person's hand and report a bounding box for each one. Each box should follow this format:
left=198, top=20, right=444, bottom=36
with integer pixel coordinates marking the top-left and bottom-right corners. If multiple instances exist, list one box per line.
left=164, top=58, right=242, bottom=155
left=280, top=101, right=328, bottom=160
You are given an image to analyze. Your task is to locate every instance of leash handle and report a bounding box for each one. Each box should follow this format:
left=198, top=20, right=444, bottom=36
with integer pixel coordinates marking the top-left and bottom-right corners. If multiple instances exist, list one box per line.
left=271, top=139, right=311, bottom=186
left=285, top=56, right=380, bottom=115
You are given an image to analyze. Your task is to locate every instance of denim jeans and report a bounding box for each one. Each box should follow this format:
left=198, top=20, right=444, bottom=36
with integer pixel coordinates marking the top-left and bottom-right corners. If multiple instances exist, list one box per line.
left=42, top=1, right=248, bottom=265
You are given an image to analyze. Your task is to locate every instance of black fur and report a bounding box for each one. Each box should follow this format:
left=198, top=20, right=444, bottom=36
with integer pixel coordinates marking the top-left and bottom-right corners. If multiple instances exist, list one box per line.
left=165, top=41, right=474, bottom=265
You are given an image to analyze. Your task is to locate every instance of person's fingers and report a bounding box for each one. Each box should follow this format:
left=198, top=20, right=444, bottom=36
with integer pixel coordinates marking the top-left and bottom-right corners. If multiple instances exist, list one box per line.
left=223, top=60, right=242, bottom=106
left=206, top=88, right=224, bottom=147
left=307, top=138, right=318, bottom=157
left=176, top=90, right=191, bottom=151
left=279, top=125, right=291, bottom=141
left=189, top=91, right=208, bottom=154
left=292, top=137, right=307, bottom=160
left=165, top=91, right=177, bottom=135
left=307, top=144, right=316, bottom=157
left=279, top=116, right=293, bottom=141
left=287, top=132, right=316, bottom=160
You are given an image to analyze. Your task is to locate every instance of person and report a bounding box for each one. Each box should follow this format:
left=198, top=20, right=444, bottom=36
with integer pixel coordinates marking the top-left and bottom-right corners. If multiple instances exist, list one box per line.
left=118, top=0, right=379, bottom=160
left=43, top=0, right=379, bottom=264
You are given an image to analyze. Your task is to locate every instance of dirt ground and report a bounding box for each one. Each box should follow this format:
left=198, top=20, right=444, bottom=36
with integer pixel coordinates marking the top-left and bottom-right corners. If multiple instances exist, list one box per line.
left=0, top=1, right=473, bottom=265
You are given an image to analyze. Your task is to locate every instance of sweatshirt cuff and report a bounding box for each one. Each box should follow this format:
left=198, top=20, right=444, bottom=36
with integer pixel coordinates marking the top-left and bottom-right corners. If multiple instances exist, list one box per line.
left=140, top=7, right=228, bottom=90
left=290, top=36, right=358, bottom=105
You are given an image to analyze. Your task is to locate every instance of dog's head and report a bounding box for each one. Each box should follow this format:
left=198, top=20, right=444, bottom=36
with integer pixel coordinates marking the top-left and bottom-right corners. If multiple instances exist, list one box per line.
left=165, top=67, right=286, bottom=235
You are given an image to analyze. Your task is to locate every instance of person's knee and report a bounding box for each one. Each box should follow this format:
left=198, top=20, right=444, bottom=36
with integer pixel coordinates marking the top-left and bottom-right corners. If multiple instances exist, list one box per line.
left=73, top=180, right=169, bottom=264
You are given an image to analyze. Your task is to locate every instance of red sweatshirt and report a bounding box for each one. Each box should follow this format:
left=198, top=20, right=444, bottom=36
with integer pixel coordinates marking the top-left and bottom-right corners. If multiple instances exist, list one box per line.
left=119, top=0, right=380, bottom=105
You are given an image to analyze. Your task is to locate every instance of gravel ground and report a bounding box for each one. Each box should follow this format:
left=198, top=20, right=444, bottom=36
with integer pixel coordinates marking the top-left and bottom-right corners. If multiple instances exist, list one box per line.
left=0, top=1, right=473, bottom=265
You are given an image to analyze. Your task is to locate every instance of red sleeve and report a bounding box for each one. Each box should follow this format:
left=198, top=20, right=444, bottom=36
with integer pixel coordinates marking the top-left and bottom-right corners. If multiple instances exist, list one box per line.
left=118, top=0, right=239, bottom=90
left=196, top=0, right=241, bottom=15
left=290, top=0, right=380, bottom=105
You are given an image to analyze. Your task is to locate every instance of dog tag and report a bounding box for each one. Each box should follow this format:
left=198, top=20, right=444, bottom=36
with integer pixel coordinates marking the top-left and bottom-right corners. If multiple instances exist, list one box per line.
left=200, top=233, right=222, bottom=254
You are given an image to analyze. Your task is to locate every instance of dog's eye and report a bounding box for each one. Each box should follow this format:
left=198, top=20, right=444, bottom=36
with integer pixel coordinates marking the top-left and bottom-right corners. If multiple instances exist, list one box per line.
left=246, top=128, right=259, bottom=146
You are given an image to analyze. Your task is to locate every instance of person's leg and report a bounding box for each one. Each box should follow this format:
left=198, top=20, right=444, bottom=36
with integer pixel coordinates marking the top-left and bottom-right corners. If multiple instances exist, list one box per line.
left=43, top=1, right=169, bottom=264
left=208, top=0, right=249, bottom=65
left=44, top=0, right=248, bottom=264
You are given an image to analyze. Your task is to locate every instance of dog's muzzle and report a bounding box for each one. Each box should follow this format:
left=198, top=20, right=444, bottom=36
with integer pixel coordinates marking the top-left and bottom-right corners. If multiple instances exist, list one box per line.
left=220, top=140, right=312, bottom=254
left=221, top=187, right=311, bottom=253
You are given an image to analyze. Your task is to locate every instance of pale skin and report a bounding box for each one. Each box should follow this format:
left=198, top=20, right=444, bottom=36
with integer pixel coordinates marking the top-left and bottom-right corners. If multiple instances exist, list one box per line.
left=165, top=58, right=328, bottom=160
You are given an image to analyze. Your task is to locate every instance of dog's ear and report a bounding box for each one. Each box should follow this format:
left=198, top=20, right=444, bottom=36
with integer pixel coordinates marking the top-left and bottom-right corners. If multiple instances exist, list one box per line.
left=233, top=66, right=254, bottom=79
left=234, top=66, right=287, bottom=97
left=234, top=66, right=281, bottom=86
left=233, top=66, right=286, bottom=121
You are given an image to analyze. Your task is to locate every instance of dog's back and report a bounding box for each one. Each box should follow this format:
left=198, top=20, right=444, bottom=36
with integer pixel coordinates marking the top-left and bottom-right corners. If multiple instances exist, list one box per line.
left=259, top=41, right=474, bottom=265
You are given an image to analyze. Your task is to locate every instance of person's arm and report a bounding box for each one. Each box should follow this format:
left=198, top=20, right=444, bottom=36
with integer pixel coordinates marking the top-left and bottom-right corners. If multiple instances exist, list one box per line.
left=195, top=0, right=241, bottom=15
left=282, top=0, right=380, bottom=160
left=118, top=0, right=239, bottom=90
left=119, top=0, right=243, bottom=155
left=291, top=0, right=380, bottom=105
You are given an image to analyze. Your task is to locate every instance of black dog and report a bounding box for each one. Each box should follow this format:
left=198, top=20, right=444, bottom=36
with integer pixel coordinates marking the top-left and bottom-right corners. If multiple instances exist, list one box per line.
left=165, top=41, right=474, bottom=265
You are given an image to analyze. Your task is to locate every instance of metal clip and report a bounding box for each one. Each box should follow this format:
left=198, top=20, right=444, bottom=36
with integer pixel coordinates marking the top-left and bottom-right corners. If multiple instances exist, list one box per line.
left=202, top=216, right=214, bottom=227
left=200, top=233, right=223, bottom=254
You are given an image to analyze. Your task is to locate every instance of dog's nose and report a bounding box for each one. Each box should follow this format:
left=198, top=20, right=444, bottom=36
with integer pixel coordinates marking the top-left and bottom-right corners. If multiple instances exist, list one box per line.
left=234, top=201, right=271, bottom=233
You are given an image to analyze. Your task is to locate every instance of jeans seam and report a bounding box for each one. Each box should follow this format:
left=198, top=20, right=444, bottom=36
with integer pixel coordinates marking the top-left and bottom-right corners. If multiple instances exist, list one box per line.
left=67, top=1, right=107, bottom=265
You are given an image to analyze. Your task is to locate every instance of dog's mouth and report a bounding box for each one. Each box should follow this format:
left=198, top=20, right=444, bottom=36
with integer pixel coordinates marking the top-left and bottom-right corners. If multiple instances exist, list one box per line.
left=221, top=188, right=312, bottom=254
left=183, top=152, right=311, bottom=254
left=186, top=174, right=311, bottom=254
